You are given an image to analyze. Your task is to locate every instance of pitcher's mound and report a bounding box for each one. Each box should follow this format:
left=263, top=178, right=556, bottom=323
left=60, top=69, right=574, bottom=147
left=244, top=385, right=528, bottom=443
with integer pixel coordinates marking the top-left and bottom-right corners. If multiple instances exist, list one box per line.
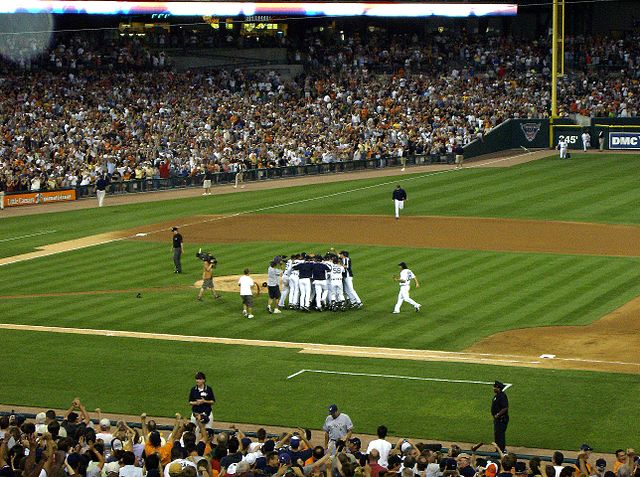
left=193, top=274, right=269, bottom=292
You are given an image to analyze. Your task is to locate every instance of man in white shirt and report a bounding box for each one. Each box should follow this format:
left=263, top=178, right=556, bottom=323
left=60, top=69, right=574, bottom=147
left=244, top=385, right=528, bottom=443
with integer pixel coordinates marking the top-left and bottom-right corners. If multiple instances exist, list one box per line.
left=393, top=262, right=421, bottom=313
left=238, top=268, right=260, bottom=319
left=366, top=425, right=392, bottom=468
left=581, top=131, right=591, bottom=151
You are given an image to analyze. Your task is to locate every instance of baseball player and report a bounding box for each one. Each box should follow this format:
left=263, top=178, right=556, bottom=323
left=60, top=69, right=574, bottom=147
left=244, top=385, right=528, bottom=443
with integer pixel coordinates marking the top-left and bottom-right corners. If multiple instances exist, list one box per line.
left=288, top=254, right=302, bottom=309
left=340, top=251, right=363, bottom=309
left=234, top=162, right=245, bottom=189
left=581, top=131, right=591, bottom=152
left=293, top=256, right=314, bottom=311
left=278, top=256, right=293, bottom=309
left=393, top=262, right=421, bottom=313
left=328, top=256, right=346, bottom=310
left=557, top=138, right=568, bottom=159
left=392, top=185, right=407, bottom=220
left=312, top=256, right=331, bottom=310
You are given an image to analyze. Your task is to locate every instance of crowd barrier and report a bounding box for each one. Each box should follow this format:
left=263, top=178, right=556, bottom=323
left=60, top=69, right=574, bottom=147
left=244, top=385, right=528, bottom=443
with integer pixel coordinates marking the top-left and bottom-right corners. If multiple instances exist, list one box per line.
left=3, top=153, right=458, bottom=205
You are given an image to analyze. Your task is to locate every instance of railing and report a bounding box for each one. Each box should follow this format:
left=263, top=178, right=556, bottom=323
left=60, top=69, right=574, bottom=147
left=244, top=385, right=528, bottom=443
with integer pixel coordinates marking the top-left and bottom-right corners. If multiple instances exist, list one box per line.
left=5, top=153, right=459, bottom=200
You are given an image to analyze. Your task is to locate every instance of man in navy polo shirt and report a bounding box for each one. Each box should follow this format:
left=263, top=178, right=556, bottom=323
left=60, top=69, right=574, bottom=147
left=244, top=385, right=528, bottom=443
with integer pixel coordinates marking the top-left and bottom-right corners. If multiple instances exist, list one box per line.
left=189, top=371, right=215, bottom=428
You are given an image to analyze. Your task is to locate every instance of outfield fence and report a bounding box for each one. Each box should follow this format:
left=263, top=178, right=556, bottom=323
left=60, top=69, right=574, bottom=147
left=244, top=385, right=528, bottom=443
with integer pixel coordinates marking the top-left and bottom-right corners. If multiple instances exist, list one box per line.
left=3, top=153, right=458, bottom=205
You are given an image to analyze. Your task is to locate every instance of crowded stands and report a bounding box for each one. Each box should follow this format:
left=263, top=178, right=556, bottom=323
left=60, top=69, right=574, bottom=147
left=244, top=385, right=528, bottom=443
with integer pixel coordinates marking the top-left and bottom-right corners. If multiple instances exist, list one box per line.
left=1, top=29, right=639, bottom=193
left=0, top=401, right=633, bottom=477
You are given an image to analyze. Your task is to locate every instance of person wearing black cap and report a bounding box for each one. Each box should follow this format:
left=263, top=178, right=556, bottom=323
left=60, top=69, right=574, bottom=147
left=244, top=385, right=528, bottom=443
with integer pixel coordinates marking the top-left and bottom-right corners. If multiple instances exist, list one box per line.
left=323, top=404, right=353, bottom=449
left=393, top=262, right=421, bottom=313
left=491, top=381, right=509, bottom=452
left=392, top=185, right=407, bottom=219
left=172, top=227, right=183, bottom=274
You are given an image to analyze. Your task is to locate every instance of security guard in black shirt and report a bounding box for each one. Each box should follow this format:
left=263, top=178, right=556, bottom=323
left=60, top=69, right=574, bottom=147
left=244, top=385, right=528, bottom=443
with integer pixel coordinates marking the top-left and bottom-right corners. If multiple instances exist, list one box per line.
left=491, top=380, right=509, bottom=452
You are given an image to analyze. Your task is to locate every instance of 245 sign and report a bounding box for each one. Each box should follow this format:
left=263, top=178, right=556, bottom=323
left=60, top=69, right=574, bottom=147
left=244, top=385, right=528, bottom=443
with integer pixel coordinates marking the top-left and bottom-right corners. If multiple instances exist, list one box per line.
left=557, top=134, right=579, bottom=144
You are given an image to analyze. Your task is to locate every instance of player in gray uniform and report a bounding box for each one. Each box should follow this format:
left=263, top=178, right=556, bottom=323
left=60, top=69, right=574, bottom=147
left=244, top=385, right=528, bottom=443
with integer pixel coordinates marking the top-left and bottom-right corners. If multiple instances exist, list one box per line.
left=278, top=256, right=293, bottom=309
left=340, top=251, right=363, bottom=309
left=328, top=257, right=346, bottom=310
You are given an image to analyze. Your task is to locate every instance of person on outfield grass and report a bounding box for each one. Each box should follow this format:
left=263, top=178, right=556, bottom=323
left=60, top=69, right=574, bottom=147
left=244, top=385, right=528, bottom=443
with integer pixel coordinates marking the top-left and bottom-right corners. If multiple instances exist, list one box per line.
left=239, top=268, right=260, bottom=319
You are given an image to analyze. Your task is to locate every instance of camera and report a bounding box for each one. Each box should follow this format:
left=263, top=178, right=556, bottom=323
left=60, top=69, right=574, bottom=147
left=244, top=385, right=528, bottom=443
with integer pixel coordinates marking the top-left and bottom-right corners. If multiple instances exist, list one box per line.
left=196, top=248, right=217, bottom=264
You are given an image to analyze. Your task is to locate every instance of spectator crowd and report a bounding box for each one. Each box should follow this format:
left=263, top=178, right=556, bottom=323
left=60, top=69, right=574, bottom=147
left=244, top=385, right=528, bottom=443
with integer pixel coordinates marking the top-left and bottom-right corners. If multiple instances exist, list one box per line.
left=1, top=28, right=639, bottom=194
left=0, top=398, right=637, bottom=477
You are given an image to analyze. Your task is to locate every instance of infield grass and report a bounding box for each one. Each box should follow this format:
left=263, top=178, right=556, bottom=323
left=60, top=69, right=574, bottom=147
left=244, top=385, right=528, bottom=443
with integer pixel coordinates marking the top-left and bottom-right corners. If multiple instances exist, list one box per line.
left=1, top=240, right=639, bottom=350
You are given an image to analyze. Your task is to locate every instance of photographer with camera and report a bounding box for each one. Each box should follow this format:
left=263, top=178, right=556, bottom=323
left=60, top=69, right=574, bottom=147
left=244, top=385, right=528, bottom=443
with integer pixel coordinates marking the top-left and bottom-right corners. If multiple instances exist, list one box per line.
left=197, top=253, right=220, bottom=302
left=189, top=372, right=215, bottom=429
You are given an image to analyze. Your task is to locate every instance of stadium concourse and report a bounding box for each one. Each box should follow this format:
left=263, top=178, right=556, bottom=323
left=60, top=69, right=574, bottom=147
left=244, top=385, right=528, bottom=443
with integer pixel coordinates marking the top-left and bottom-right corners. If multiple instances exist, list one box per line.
left=1, top=30, right=640, bottom=195
left=0, top=404, right=620, bottom=477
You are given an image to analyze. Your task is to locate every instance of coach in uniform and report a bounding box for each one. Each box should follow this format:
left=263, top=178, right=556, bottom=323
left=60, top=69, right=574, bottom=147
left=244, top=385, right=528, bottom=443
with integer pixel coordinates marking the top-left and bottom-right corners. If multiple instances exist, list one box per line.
left=392, top=185, right=407, bottom=220
left=189, top=371, right=215, bottom=429
left=172, top=227, right=183, bottom=274
left=491, top=381, right=509, bottom=452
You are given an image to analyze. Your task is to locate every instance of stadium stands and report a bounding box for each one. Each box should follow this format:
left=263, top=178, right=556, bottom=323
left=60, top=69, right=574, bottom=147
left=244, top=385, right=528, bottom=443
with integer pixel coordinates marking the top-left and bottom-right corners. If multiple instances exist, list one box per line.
left=1, top=30, right=639, bottom=195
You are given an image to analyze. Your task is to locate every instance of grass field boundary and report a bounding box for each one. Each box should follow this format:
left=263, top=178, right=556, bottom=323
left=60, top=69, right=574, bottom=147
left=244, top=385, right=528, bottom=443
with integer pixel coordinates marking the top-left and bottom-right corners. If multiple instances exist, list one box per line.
left=285, top=369, right=513, bottom=390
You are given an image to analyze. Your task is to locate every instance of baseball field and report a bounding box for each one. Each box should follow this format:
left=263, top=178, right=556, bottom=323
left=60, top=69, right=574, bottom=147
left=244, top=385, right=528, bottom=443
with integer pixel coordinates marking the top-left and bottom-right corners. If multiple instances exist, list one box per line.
left=1, top=152, right=639, bottom=452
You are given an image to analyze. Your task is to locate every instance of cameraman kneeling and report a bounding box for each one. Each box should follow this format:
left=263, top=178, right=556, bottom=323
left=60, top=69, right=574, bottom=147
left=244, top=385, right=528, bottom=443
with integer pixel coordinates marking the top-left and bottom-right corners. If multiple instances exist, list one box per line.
left=197, top=257, right=220, bottom=301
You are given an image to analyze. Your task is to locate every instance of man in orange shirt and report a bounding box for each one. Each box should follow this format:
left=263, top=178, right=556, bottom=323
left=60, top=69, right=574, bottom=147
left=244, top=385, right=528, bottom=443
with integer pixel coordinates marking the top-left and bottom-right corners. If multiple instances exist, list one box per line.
left=143, top=414, right=183, bottom=466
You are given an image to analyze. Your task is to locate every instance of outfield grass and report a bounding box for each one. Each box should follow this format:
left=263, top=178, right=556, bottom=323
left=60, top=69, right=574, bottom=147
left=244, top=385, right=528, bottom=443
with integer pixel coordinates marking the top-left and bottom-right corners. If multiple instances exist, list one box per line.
left=1, top=240, right=639, bottom=351
left=1, top=156, right=639, bottom=258
left=2, top=329, right=638, bottom=451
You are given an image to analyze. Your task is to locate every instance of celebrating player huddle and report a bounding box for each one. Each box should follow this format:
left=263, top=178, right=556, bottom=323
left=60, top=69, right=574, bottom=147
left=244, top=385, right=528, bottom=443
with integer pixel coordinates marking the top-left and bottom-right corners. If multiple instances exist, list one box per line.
left=271, top=249, right=364, bottom=312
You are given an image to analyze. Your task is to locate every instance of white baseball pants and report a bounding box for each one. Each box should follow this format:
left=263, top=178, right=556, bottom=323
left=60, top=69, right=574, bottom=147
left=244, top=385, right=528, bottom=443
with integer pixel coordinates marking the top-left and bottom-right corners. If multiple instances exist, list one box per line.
left=314, top=280, right=328, bottom=308
left=289, top=275, right=300, bottom=306
left=343, top=276, right=361, bottom=305
left=394, top=199, right=404, bottom=218
left=330, top=280, right=345, bottom=303
left=278, top=277, right=290, bottom=307
left=394, top=286, right=420, bottom=312
left=97, top=190, right=106, bottom=207
left=298, top=278, right=312, bottom=308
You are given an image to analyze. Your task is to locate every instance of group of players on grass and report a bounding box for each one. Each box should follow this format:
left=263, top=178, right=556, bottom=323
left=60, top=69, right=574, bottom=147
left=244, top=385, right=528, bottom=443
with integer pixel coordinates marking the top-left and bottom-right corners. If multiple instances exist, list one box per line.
left=266, top=249, right=363, bottom=314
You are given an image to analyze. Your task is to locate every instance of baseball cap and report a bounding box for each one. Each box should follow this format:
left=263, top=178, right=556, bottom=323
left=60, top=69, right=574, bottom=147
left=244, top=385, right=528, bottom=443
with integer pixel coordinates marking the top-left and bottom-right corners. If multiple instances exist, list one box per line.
left=493, top=381, right=505, bottom=390
left=226, top=464, right=239, bottom=476
left=279, top=453, right=291, bottom=465
left=401, top=441, right=413, bottom=453
left=486, top=462, right=498, bottom=477
left=241, top=437, right=252, bottom=449
left=349, top=437, right=361, bottom=448
left=398, top=262, right=407, bottom=268
left=99, top=418, right=111, bottom=428
left=328, top=404, right=338, bottom=414
left=580, top=444, right=593, bottom=452
left=290, top=436, right=301, bottom=449
left=595, top=459, right=606, bottom=469
left=457, top=453, right=472, bottom=460
left=262, top=440, right=275, bottom=453
left=171, top=227, right=178, bottom=231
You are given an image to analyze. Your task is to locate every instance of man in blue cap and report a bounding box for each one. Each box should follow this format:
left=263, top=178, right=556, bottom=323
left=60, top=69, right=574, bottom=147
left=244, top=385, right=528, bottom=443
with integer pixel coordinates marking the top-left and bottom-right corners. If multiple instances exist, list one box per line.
left=323, top=404, right=353, bottom=449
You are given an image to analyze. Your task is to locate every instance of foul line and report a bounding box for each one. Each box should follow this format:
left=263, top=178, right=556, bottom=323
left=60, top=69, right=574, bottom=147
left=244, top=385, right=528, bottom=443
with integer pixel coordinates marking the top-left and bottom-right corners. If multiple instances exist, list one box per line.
left=0, top=323, right=637, bottom=369
left=286, top=369, right=513, bottom=390
left=0, top=230, right=57, bottom=243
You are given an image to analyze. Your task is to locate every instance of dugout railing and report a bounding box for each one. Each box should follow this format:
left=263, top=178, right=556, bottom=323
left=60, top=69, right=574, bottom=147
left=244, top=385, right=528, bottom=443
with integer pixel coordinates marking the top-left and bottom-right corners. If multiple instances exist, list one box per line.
left=0, top=410, right=583, bottom=465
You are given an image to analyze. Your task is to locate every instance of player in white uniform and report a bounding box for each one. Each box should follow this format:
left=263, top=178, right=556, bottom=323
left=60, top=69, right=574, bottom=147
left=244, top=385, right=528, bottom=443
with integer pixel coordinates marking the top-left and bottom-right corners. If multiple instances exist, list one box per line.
left=328, top=257, right=346, bottom=310
left=278, top=257, right=293, bottom=309
left=341, top=251, right=363, bottom=308
left=393, top=262, right=421, bottom=313
left=581, top=131, right=591, bottom=151
left=558, top=138, right=568, bottom=159
left=288, top=254, right=302, bottom=309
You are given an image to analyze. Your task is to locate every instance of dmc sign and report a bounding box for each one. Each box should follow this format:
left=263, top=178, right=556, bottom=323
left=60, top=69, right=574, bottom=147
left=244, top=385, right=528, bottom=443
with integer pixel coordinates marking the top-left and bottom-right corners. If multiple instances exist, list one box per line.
left=609, top=132, right=640, bottom=150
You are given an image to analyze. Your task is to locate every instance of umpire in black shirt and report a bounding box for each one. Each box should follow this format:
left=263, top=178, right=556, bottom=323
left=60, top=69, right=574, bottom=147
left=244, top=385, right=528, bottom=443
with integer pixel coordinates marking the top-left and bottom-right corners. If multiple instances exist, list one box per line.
left=491, top=381, right=509, bottom=452
left=172, top=227, right=183, bottom=273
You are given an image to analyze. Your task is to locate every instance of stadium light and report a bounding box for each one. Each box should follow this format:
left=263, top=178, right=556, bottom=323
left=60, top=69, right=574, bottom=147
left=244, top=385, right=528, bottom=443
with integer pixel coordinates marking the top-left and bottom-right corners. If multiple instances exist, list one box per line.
left=1, top=1, right=518, bottom=17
